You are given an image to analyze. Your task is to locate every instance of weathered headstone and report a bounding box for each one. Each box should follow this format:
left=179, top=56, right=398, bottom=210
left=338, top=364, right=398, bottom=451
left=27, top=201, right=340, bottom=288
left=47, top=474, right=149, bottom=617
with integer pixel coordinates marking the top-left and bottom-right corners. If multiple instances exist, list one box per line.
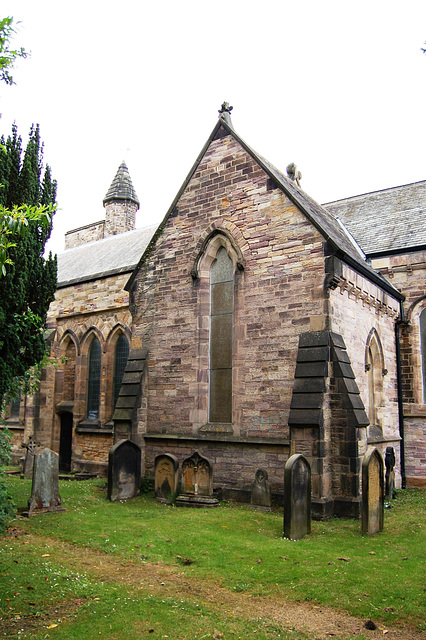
left=385, top=446, right=396, bottom=499
left=21, top=436, right=41, bottom=479
left=362, top=447, right=384, bottom=535
left=250, top=468, right=272, bottom=510
left=175, top=451, right=219, bottom=507
left=107, top=439, right=141, bottom=502
left=25, top=448, right=65, bottom=516
left=283, top=454, right=311, bottom=540
left=154, top=453, right=179, bottom=503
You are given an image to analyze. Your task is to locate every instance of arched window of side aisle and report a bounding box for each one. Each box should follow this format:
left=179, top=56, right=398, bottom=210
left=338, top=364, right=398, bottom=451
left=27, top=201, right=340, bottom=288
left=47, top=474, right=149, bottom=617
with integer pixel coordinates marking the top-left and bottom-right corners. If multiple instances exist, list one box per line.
left=421, top=308, right=426, bottom=403
left=209, top=246, right=234, bottom=423
left=365, top=329, right=384, bottom=430
left=87, top=337, right=101, bottom=419
left=113, top=333, right=130, bottom=407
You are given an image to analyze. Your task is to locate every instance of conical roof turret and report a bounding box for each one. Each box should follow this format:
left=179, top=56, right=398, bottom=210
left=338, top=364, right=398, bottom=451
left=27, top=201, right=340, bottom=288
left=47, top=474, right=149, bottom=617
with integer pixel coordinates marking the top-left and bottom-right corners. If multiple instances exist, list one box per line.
left=103, top=161, right=140, bottom=208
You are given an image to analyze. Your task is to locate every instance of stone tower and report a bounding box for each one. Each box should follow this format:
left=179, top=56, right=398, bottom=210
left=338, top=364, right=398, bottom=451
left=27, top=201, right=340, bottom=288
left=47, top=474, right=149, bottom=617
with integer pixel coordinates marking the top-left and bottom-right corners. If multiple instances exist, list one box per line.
left=103, top=161, right=140, bottom=236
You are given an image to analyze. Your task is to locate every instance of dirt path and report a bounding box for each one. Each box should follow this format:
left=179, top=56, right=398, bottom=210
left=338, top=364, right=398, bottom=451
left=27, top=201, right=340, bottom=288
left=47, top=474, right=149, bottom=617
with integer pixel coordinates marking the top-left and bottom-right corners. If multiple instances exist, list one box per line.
left=4, top=532, right=424, bottom=640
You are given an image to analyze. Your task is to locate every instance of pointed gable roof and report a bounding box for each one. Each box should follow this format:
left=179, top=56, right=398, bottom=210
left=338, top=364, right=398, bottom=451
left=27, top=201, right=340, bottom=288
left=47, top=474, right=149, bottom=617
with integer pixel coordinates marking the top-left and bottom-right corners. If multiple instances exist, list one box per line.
left=126, top=108, right=403, bottom=301
left=104, top=161, right=140, bottom=207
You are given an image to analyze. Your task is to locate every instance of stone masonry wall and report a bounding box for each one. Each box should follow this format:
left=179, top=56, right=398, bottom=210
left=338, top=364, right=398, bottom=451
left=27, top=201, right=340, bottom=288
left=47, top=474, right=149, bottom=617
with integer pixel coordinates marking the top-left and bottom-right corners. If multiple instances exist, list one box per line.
left=22, top=271, right=133, bottom=474
left=104, top=200, right=138, bottom=237
left=372, top=250, right=426, bottom=486
left=329, top=263, right=402, bottom=486
left=65, top=221, right=105, bottom=249
left=131, top=132, right=329, bottom=495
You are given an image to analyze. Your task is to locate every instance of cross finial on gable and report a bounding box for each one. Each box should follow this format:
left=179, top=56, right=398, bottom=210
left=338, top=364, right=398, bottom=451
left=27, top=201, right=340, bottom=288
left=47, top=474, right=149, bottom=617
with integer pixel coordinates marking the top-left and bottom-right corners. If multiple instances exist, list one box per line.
left=219, top=102, right=233, bottom=115
left=218, top=102, right=234, bottom=127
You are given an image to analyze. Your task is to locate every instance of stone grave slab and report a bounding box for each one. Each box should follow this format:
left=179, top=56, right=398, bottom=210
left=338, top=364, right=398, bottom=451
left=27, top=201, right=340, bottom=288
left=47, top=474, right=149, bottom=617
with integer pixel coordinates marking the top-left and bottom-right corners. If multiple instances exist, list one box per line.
left=24, top=448, right=65, bottom=516
left=362, top=447, right=384, bottom=535
left=154, top=453, right=179, bottom=503
left=108, top=439, right=141, bottom=502
left=250, top=468, right=272, bottom=510
left=175, top=451, right=219, bottom=507
left=284, top=453, right=311, bottom=540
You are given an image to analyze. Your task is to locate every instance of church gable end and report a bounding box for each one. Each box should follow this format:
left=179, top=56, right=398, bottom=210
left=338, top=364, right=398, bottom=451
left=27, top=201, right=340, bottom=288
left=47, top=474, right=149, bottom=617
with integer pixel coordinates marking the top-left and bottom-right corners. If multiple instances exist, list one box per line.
left=130, top=110, right=332, bottom=500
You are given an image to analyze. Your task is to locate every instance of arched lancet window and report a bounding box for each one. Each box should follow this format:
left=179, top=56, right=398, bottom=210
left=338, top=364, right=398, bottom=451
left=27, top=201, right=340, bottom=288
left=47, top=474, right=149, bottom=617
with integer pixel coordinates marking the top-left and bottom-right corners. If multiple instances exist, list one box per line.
left=420, top=308, right=426, bottom=403
left=87, top=337, right=101, bottom=419
left=113, top=334, right=130, bottom=406
left=209, top=246, right=234, bottom=423
left=365, top=329, right=384, bottom=433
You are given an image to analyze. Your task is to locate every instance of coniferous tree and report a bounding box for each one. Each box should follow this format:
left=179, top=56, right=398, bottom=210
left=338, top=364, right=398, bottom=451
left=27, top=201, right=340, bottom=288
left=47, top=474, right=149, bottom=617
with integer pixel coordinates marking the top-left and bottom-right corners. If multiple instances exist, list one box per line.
left=0, top=123, right=57, bottom=401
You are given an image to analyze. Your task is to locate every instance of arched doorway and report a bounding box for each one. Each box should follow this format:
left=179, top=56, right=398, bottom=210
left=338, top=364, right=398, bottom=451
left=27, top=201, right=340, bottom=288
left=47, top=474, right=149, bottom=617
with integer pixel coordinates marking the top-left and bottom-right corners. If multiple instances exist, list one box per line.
left=59, top=412, right=73, bottom=472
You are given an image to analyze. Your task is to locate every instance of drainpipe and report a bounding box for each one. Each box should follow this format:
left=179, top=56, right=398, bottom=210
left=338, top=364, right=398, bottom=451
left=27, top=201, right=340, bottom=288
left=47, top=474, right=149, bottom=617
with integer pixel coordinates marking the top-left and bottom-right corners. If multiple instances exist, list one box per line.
left=395, top=299, right=406, bottom=488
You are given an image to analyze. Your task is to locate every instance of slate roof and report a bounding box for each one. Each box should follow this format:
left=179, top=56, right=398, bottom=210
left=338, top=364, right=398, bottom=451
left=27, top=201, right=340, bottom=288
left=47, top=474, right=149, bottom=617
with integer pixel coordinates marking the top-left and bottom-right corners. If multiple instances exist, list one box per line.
left=103, top=161, right=140, bottom=207
left=126, top=110, right=402, bottom=300
left=57, top=224, right=157, bottom=288
left=323, top=180, right=426, bottom=257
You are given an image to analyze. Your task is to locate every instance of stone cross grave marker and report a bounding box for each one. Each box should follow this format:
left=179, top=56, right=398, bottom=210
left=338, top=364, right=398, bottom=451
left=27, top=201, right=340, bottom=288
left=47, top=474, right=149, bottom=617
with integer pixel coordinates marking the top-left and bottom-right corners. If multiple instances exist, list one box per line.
left=175, top=451, right=219, bottom=507
left=154, top=453, right=179, bottom=503
left=250, top=468, right=272, bottom=510
left=362, top=447, right=384, bottom=535
left=107, top=439, right=141, bottom=502
left=284, top=454, right=311, bottom=540
left=22, top=436, right=41, bottom=479
left=385, top=446, right=396, bottom=500
left=25, top=448, right=65, bottom=516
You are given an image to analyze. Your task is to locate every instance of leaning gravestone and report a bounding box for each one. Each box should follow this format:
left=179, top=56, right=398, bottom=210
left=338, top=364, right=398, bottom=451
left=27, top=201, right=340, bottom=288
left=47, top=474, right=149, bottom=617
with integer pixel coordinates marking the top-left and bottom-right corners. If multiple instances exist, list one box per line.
left=385, top=446, right=396, bottom=499
left=108, top=439, right=141, bottom=502
left=250, top=468, right=272, bottom=510
left=154, top=453, right=179, bottom=503
left=175, top=451, right=219, bottom=507
left=362, top=447, right=384, bottom=535
left=283, top=454, right=311, bottom=540
left=25, top=448, right=65, bottom=516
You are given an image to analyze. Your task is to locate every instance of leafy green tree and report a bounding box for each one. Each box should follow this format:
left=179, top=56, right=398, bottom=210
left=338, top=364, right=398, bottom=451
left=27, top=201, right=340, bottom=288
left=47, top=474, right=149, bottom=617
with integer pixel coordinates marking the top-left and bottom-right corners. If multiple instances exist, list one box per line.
left=0, top=123, right=57, bottom=403
left=0, top=16, right=28, bottom=86
left=0, top=19, right=56, bottom=533
left=0, top=123, right=57, bottom=531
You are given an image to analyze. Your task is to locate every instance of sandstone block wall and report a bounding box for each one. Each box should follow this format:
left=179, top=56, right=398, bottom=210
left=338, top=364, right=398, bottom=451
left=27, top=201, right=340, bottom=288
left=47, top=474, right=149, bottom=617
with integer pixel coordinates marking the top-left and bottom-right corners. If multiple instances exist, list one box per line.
left=329, top=264, right=401, bottom=486
left=65, top=221, right=105, bottom=249
left=372, top=250, right=426, bottom=487
left=131, top=133, right=330, bottom=494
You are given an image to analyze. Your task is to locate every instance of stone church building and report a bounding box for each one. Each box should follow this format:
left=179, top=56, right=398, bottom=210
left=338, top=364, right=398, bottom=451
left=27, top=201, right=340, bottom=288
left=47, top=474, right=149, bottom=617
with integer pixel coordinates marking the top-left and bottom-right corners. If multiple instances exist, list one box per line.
left=6, top=105, right=425, bottom=516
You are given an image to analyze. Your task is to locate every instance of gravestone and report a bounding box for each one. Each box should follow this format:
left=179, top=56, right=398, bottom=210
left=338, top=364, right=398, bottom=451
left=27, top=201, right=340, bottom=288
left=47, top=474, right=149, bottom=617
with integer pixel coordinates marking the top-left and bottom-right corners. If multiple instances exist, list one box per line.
left=250, top=468, right=272, bottom=510
left=107, top=439, right=141, bottom=502
left=362, top=447, right=384, bottom=535
left=25, top=448, right=65, bottom=516
left=175, top=451, right=219, bottom=507
left=22, top=436, right=41, bottom=479
left=385, top=446, right=396, bottom=499
left=154, top=453, right=179, bottom=503
left=283, top=454, right=311, bottom=540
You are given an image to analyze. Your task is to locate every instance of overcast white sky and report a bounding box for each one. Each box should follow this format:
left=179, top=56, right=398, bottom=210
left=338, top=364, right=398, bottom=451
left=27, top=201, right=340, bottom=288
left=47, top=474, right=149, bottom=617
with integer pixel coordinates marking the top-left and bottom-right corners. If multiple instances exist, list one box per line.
left=1, top=1, right=425, bottom=255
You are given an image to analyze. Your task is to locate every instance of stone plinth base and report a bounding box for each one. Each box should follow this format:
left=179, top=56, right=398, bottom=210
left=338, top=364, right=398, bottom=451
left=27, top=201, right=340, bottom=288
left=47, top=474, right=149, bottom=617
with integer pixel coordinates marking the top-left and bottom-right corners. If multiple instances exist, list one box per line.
left=22, top=506, right=66, bottom=518
left=175, top=495, right=219, bottom=508
left=406, top=476, right=426, bottom=489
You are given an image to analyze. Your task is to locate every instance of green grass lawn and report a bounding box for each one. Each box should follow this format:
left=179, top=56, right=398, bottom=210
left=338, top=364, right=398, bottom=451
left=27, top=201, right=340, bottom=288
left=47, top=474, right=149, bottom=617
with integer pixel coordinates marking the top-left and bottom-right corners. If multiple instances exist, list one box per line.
left=0, top=477, right=424, bottom=640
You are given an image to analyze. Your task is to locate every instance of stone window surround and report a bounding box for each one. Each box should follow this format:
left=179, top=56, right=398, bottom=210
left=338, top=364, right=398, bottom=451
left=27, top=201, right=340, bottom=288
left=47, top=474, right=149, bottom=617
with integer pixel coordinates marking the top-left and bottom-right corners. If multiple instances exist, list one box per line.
left=192, top=229, right=244, bottom=434
left=408, top=296, right=426, bottom=405
left=56, top=324, right=132, bottom=429
left=364, top=327, right=385, bottom=433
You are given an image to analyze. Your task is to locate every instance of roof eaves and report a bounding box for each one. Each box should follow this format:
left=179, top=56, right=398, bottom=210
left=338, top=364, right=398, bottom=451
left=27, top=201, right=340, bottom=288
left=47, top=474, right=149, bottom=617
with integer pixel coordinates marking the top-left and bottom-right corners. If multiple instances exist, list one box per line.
left=58, top=265, right=136, bottom=289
